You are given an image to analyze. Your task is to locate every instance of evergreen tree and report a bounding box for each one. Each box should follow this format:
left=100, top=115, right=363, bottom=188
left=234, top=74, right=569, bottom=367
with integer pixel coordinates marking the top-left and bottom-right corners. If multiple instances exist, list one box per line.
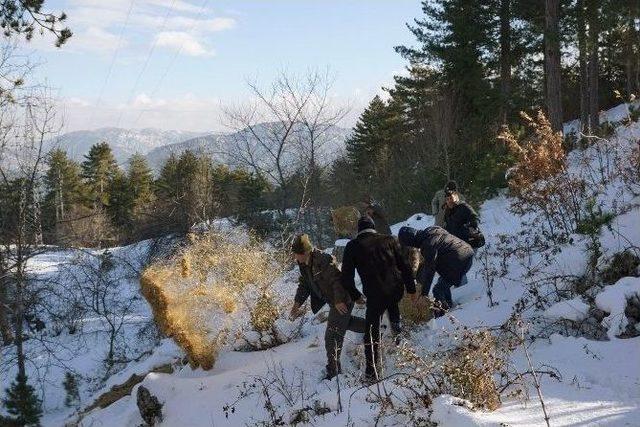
left=81, top=142, right=121, bottom=208
left=127, top=153, right=154, bottom=212
left=346, top=95, right=408, bottom=182
left=43, top=149, right=86, bottom=238
left=154, top=151, right=217, bottom=233
left=2, top=373, right=42, bottom=427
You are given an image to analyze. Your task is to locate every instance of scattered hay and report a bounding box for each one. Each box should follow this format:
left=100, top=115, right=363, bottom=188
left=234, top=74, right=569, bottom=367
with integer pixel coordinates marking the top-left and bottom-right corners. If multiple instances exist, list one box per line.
left=331, top=206, right=360, bottom=238
left=399, top=285, right=433, bottom=325
left=140, top=231, right=285, bottom=370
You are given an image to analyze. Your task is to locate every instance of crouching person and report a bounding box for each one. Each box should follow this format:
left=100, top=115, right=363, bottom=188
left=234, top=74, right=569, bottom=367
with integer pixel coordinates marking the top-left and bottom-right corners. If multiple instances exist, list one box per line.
left=290, top=234, right=365, bottom=380
left=398, top=226, right=473, bottom=317
left=342, top=216, right=417, bottom=382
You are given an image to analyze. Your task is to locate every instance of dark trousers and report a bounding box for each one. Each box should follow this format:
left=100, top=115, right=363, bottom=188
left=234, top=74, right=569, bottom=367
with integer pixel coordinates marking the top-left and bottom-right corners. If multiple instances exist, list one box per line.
left=325, top=302, right=366, bottom=375
left=364, top=299, right=399, bottom=378
left=432, top=257, right=473, bottom=317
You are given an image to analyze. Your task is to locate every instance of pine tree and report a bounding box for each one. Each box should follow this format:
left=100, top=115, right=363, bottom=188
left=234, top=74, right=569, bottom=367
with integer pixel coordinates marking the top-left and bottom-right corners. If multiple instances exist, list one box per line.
left=43, top=149, right=86, bottom=242
left=81, top=142, right=121, bottom=208
left=127, top=153, right=154, bottom=212
left=346, top=95, right=407, bottom=182
left=2, top=373, right=42, bottom=427
left=154, top=151, right=217, bottom=233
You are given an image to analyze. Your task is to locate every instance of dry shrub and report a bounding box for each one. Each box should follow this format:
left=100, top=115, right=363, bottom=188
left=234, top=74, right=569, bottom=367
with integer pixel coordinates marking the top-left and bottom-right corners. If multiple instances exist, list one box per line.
left=501, top=111, right=566, bottom=189
left=399, top=287, right=433, bottom=325
left=140, top=231, right=284, bottom=370
left=250, top=293, right=280, bottom=332
left=331, top=206, right=360, bottom=237
left=500, top=111, right=587, bottom=237
left=442, top=329, right=502, bottom=411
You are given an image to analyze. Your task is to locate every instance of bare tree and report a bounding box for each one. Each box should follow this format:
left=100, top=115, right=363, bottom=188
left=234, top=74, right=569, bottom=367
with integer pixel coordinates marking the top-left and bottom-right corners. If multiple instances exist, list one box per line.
left=0, top=85, right=62, bottom=380
left=223, top=69, right=348, bottom=217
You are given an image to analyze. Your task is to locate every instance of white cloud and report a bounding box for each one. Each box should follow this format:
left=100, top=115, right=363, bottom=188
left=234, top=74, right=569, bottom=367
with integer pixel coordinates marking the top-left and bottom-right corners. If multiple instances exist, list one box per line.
left=64, top=26, right=123, bottom=53
left=56, top=1, right=235, bottom=55
left=155, top=31, right=214, bottom=57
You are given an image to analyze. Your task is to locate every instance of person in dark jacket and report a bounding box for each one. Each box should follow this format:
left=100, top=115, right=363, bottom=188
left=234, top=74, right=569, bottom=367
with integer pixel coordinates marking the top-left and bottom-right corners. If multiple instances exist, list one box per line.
left=443, top=190, right=479, bottom=242
left=290, top=234, right=366, bottom=379
left=398, top=226, right=474, bottom=318
left=342, top=216, right=417, bottom=381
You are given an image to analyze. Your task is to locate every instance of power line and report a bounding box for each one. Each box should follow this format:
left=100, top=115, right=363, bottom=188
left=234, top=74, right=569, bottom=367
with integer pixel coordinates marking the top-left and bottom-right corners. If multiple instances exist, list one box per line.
left=115, top=0, right=179, bottom=129
left=88, top=0, right=137, bottom=127
left=128, top=0, right=210, bottom=130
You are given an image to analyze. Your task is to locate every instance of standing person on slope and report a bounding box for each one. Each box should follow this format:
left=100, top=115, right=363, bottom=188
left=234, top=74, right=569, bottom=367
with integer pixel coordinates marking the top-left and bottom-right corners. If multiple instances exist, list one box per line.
left=431, top=180, right=464, bottom=227
left=290, top=234, right=366, bottom=380
left=398, top=226, right=474, bottom=318
left=443, top=189, right=479, bottom=242
left=341, top=216, right=417, bottom=382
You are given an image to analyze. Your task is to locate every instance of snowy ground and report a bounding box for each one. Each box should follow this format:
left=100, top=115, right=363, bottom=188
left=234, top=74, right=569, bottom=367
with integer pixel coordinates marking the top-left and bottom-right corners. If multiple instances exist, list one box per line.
left=2, top=104, right=640, bottom=426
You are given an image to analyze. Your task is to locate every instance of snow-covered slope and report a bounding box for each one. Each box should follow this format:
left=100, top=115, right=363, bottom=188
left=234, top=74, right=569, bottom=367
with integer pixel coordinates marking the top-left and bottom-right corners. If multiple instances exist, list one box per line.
left=3, top=104, right=640, bottom=427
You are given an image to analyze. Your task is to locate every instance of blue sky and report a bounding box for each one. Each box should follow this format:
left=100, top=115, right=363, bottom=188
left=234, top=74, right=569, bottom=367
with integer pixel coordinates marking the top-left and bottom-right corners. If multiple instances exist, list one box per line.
left=27, top=0, right=422, bottom=132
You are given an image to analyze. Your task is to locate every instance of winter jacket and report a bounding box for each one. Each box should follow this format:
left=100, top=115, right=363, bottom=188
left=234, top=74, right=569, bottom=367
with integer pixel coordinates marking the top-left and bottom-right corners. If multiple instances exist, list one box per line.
left=444, top=201, right=479, bottom=241
left=341, top=230, right=416, bottom=304
left=410, top=227, right=474, bottom=294
left=294, top=249, right=350, bottom=314
left=432, top=190, right=465, bottom=227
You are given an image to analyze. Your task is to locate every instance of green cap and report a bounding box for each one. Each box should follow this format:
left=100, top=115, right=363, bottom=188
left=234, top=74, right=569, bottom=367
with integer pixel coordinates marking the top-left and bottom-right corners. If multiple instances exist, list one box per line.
left=291, top=234, right=313, bottom=254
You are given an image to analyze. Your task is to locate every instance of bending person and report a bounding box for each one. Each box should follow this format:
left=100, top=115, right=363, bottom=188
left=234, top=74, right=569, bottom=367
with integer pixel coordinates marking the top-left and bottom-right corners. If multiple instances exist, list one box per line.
left=398, top=226, right=473, bottom=317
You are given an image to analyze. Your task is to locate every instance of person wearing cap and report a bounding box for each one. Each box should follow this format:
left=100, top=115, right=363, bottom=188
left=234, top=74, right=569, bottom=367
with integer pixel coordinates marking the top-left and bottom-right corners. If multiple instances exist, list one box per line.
left=290, top=234, right=365, bottom=380
left=443, top=190, right=479, bottom=242
left=398, top=226, right=474, bottom=318
left=341, top=215, right=417, bottom=382
left=431, top=180, right=464, bottom=227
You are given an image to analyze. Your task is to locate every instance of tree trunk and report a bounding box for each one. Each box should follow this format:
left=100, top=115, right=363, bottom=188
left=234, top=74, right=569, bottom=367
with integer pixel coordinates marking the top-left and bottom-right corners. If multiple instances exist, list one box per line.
left=0, top=253, right=14, bottom=344
left=577, top=0, right=590, bottom=134
left=625, top=1, right=640, bottom=97
left=587, top=0, right=600, bottom=132
left=544, top=0, right=563, bottom=133
left=499, top=0, right=512, bottom=125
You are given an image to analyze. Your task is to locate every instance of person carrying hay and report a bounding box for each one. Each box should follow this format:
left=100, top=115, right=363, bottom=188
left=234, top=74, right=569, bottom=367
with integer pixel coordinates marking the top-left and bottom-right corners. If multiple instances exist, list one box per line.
left=290, top=234, right=365, bottom=380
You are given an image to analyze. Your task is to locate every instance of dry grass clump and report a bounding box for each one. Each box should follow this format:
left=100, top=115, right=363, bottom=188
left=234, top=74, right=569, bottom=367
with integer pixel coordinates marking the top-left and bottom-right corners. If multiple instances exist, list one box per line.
left=442, top=329, right=502, bottom=411
left=140, top=231, right=284, bottom=370
left=250, top=293, right=280, bottom=332
left=399, top=286, right=433, bottom=325
left=331, top=206, right=360, bottom=237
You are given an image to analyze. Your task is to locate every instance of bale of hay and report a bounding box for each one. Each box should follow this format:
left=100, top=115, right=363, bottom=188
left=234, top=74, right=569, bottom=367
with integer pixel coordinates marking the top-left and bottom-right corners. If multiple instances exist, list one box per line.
left=331, top=206, right=361, bottom=238
left=140, top=231, right=284, bottom=370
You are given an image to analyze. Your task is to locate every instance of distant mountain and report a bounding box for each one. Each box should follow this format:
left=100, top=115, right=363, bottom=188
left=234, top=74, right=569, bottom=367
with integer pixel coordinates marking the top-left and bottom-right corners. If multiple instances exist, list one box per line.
left=145, top=123, right=351, bottom=173
left=48, top=128, right=209, bottom=164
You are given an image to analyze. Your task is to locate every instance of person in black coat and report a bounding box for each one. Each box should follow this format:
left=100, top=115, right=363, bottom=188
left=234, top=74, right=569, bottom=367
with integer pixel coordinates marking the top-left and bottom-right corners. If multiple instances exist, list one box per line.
left=398, top=226, right=474, bottom=318
left=443, top=190, right=479, bottom=242
left=342, top=216, right=417, bottom=381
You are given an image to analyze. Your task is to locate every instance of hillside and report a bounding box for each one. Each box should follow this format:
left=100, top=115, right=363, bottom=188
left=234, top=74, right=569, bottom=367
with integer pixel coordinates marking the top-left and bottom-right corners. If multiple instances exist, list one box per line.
left=49, top=128, right=208, bottom=164
left=2, top=104, right=640, bottom=427
left=144, top=123, right=350, bottom=172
